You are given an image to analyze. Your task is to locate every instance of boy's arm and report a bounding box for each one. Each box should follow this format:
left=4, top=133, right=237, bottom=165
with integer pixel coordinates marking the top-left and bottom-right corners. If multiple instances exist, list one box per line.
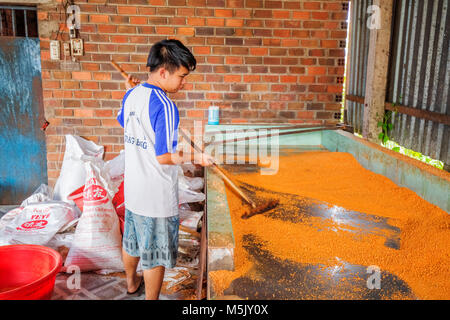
left=156, top=151, right=213, bottom=167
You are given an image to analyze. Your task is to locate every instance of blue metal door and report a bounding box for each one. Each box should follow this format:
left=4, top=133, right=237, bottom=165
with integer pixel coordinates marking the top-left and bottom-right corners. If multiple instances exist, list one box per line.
left=0, top=37, right=47, bottom=204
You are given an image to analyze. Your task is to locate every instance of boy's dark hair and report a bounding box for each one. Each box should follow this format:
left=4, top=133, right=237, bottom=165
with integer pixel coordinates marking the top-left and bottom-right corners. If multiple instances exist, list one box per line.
left=146, top=39, right=196, bottom=74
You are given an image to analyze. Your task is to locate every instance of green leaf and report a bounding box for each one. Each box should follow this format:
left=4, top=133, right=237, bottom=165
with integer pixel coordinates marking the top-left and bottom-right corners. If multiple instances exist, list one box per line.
left=378, top=133, right=384, bottom=140
left=383, top=135, right=389, bottom=144
left=387, top=123, right=393, bottom=130
left=377, top=121, right=383, bottom=127
left=392, top=147, right=400, bottom=152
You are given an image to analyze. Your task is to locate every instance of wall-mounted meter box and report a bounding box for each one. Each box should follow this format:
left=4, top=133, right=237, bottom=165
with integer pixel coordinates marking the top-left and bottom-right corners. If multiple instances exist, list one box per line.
left=50, top=40, right=60, bottom=60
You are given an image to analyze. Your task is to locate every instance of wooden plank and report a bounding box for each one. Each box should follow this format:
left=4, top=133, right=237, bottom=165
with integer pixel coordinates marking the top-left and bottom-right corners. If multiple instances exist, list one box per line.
left=362, top=0, right=395, bottom=142
left=344, top=0, right=354, bottom=127
left=385, top=102, right=450, bottom=126
left=346, top=95, right=450, bottom=126
left=346, top=94, right=366, bottom=104
left=196, top=213, right=207, bottom=300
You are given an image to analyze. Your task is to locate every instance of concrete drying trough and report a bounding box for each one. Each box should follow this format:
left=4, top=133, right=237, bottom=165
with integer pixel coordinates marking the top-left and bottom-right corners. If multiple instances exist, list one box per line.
left=204, top=124, right=450, bottom=300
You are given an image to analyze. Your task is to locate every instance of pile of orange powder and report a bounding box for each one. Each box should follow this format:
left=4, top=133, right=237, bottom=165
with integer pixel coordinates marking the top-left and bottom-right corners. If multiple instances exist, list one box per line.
left=209, top=151, right=450, bottom=300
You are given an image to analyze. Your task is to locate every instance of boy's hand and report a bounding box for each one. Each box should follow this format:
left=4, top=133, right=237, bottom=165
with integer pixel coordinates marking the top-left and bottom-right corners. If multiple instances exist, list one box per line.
left=125, top=75, right=141, bottom=90
left=197, top=153, right=215, bottom=167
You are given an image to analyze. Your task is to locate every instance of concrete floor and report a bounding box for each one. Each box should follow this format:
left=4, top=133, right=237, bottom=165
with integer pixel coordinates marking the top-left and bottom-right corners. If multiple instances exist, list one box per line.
left=0, top=205, right=205, bottom=301
left=51, top=267, right=202, bottom=300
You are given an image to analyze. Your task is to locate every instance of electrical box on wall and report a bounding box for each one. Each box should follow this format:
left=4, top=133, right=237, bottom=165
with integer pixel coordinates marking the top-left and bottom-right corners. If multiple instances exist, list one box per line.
left=63, top=42, right=71, bottom=57
left=49, top=40, right=60, bottom=60
left=70, top=38, right=84, bottom=56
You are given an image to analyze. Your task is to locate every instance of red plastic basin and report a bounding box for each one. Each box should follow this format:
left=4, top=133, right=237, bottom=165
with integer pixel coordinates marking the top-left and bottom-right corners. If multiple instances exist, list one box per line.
left=0, top=244, right=62, bottom=300
left=67, top=185, right=85, bottom=212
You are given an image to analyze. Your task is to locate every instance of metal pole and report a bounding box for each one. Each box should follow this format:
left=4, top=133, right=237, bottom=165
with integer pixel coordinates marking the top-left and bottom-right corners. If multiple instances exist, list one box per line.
left=0, top=10, right=3, bottom=36
left=11, top=8, right=15, bottom=37
left=24, top=9, right=28, bottom=37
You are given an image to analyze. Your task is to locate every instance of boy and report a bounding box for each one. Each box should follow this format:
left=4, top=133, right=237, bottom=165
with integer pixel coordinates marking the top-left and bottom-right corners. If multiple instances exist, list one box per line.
left=117, top=39, right=213, bottom=300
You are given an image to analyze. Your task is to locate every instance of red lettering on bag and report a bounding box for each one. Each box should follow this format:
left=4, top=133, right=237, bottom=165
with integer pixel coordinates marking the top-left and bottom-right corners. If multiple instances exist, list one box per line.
left=19, top=220, right=48, bottom=230
left=83, top=185, right=108, bottom=205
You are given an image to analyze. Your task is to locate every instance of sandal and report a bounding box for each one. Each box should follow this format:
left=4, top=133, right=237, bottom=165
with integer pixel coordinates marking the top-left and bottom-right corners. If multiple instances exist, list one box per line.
left=127, top=276, right=144, bottom=294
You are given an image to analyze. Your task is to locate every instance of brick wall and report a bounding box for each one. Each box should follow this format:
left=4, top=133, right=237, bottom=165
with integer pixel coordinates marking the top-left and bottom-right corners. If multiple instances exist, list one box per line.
left=37, top=0, right=349, bottom=186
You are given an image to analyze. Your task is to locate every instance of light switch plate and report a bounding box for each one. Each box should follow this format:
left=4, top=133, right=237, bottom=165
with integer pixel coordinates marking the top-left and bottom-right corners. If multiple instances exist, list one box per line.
left=70, top=38, right=84, bottom=56
left=63, top=42, right=71, bottom=57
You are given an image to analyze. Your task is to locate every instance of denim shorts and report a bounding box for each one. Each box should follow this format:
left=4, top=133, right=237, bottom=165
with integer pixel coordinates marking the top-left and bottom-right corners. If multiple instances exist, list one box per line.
left=122, top=209, right=179, bottom=270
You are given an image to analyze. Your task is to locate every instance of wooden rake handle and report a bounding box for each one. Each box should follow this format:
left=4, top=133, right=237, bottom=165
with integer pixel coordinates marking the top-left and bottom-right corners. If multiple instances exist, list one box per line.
left=111, top=60, right=136, bottom=87
left=179, top=224, right=201, bottom=238
left=179, top=129, right=257, bottom=209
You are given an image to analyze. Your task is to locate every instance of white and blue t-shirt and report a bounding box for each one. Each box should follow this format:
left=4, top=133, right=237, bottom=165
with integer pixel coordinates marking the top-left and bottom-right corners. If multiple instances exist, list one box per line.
left=117, top=83, right=180, bottom=218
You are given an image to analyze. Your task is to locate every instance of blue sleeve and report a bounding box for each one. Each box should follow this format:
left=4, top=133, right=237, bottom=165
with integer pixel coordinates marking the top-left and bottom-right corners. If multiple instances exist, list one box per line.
left=151, top=90, right=179, bottom=156
left=117, top=106, right=124, bottom=128
left=154, top=108, right=170, bottom=156
left=172, top=108, right=179, bottom=152
left=117, top=87, right=136, bottom=128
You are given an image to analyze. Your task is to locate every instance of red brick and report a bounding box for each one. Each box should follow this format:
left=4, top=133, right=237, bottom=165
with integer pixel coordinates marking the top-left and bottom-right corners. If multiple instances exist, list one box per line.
left=74, top=109, right=94, bottom=118
left=280, top=75, right=297, bottom=83
left=224, top=75, right=241, bottom=82
left=187, top=110, right=206, bottom=118
left=117, top=6, right=137, bottom=14
left=324, top=2, right=342, bottom=11
left=82, top=82, right=99, bottom=90
left=206, top=18, right=225, bottom=27
left=95, top=109, right=113, bottom=117
left=327, top=85, right=344, bottom=93
left=301, top=39, right=320, bottom=48
left=250, top=47, right=268, bottom=56
left=61, top=81, right=79, bottom=89
left=90, top=14, right=109, bottom=23
left=177, top=27, right=195, bottom=36
left=312, top=11, right=329, bottom=20
left=83, top=119, right=102, bottom=126
left=93, top=73, right=112, bottom=81
left=322, top=40, right=338, bottom=48
left=97, top=24, right=116, bottom=33
left=155, top=27, right=175, bottom=34
left=235, top=9, right=252, bottom=18
left=297, top=111, right=315, bottom=119
left=307, top=67, right=327, bottom=75
left=273, top=29, right=290, bottom=37
left=188, top=18, right=205, bottom=26
left=72, top=71, right=92, bottom=80
left=226, top=56, right=243, bottom=64
left=130, top=16, right=147, bottom=24
left=299, top=76, right=316, bottom=83
left=303, top=2, right=322, bottom=10
left=273, top=10, right=290, bottom=19
left=74, top=91, right=93, bottom=99
left=281, top=39, right=299, bottom=47
left=243, top=75, right=260, bottom=82
left=215, top=9, right=233, bottom=17
left=293, top=11, right=310, bottom=19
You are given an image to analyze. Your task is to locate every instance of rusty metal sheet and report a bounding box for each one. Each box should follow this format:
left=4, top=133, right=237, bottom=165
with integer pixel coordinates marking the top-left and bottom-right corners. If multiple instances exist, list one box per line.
left=387, top=0, right=449, bottom=165
left=346, top=0, right=372, bottom=135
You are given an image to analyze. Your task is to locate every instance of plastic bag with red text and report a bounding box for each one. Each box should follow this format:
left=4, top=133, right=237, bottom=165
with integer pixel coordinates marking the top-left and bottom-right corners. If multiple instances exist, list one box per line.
left=64, top=159, right=123, bottom=273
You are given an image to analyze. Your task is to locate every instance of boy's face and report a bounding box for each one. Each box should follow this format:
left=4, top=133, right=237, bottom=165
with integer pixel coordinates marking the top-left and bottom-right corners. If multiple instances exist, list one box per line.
left=160, top=66, right=190, bottom=93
